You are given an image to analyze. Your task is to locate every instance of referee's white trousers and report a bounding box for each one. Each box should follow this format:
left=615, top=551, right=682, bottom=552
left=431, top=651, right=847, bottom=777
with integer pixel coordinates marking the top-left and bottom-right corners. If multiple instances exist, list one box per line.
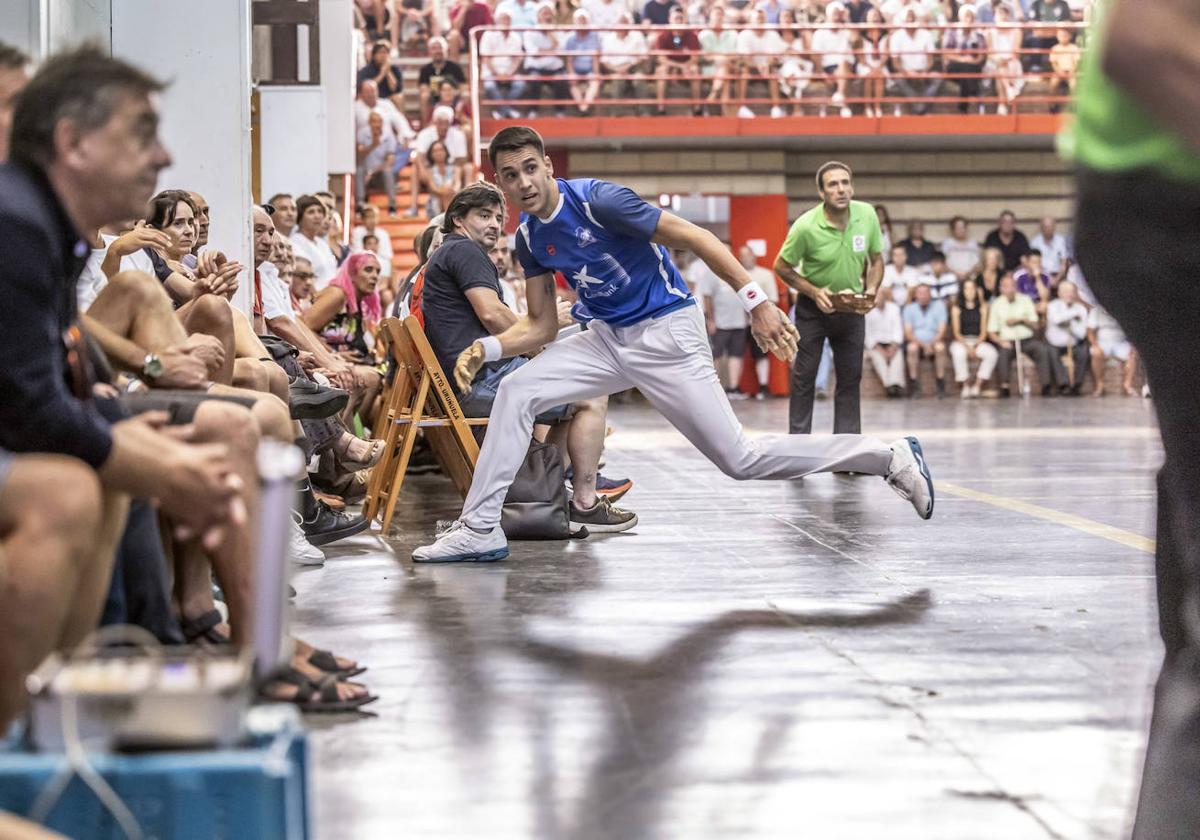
left=461, top=304, right=894, bottom=531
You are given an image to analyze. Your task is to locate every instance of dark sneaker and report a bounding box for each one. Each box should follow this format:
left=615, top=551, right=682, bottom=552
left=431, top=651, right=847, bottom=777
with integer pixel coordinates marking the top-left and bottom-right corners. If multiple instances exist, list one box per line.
left=289, top=378, right=349, bottom=420
left=569, top=497, right=638, bottom=533
left=301, top=503, right=371, bottom=546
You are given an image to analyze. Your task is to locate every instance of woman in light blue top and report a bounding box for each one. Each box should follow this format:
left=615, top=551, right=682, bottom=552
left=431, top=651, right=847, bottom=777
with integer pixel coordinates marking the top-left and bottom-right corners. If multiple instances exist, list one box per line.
left=563, top=8, right=601, bottom=114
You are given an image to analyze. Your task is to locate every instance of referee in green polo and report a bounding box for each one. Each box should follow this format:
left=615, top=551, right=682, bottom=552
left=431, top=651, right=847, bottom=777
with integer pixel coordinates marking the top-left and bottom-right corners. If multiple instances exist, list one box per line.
left=774, top=161, right=884, bottom=435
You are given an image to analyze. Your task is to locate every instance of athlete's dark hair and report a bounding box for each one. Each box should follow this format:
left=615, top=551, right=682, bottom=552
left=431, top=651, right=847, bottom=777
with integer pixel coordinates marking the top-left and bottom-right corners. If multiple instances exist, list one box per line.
left=815, top=160, right=852, bottom=190
left=488, top=125, right=545, bottom=169
left=442, top=182, right=505, bottom=235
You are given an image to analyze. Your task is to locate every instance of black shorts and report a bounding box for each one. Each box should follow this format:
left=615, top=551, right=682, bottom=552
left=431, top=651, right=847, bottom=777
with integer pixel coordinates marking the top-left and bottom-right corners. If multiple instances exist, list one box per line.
left=711, top=328, right=747, bottom=358
left=120, top=390, right=257, bottom=425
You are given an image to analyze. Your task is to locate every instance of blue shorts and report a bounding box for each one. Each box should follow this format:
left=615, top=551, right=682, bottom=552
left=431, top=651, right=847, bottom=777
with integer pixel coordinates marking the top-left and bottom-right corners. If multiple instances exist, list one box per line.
left=459, top=356, right=573, bottom=425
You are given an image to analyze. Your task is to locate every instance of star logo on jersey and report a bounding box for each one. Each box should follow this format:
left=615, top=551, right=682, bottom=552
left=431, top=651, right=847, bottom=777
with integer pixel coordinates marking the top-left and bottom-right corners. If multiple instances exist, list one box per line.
left=572, top=265, right=601, bottom=288
left=546, top=244, right=556, bottom=256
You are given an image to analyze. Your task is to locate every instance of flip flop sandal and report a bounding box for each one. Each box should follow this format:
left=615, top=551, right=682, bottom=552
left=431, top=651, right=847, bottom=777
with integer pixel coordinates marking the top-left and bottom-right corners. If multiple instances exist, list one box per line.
left=336, top=438, right=386, bottom=470
left=307, top=648, right=368, bottom=679
left=260, top=668, right=377, bottom=713
left=181, top=609, right=230, bottom=645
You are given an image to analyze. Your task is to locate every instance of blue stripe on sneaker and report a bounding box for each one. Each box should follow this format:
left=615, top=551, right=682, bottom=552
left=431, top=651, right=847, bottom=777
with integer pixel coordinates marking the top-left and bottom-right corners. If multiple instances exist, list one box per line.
left=416, top=548, right=509, bottom=563
left=905, top=436, right=935, bottom=518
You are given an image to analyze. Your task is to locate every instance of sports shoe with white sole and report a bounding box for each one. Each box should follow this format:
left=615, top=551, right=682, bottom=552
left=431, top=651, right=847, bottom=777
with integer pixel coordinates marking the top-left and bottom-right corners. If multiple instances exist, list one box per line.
left=569, top=497, right=638, bottom=533
left=412, top=520, right=509, bottom=563
left=290, top=514, right=326, bottom=566
left=886, top=436, right=935, bottom=520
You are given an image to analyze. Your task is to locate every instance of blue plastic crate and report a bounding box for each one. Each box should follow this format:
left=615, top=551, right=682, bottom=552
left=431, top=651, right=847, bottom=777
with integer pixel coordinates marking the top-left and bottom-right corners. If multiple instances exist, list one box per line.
left=0, top=710, right=309, bottom=840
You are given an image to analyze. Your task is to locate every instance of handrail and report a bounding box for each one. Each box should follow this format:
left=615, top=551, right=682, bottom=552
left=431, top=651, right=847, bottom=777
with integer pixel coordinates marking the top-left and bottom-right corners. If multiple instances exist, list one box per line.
left=469, top=21, right=1085, bottom=167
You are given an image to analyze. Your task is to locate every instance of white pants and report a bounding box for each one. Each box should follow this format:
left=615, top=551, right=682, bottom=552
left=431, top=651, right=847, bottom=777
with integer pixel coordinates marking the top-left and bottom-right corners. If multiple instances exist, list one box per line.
left=461, top=305, right=894, bottom=530
left=867, top=346, right=906, bottom=388
left=950, top=338, right=998, bottom=382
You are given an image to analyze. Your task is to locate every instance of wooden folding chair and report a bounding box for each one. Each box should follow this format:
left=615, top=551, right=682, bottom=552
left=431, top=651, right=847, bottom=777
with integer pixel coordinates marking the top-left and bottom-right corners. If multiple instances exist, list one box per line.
left=363, top=316, right=489, bottom=533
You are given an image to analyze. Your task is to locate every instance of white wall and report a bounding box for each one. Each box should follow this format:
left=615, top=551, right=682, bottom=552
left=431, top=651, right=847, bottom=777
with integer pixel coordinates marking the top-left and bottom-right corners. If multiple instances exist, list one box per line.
left=111, top=0, right=254, bottom=313
left=1, top=0, right=111, bottom=60
left=320, top=0, right=354, bottom=174
left=259, top=86, right=329, bottom=199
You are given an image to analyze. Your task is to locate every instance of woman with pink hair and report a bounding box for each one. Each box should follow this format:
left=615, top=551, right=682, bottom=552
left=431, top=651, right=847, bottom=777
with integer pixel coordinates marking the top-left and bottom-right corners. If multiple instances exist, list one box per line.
left=303, top=252, right=386, bottom=428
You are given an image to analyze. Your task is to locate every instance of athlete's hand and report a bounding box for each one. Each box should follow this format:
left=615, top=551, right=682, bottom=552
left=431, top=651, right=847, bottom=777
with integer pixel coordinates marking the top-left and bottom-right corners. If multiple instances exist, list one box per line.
left=749, top=304, right=800, bottom=362
left=454, top=341, right=486, bottom=391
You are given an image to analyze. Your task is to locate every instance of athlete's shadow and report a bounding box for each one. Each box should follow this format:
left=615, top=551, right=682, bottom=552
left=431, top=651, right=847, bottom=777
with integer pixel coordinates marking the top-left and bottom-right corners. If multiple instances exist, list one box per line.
left=512, top=588, right=932, bottom=840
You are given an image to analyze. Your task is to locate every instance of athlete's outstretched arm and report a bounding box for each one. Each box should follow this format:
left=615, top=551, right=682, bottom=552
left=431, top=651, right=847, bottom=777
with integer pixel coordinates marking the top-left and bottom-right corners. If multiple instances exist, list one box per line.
left=452, top=271, right=560, bottom=391
left=651, top=211, right=799, bottom=361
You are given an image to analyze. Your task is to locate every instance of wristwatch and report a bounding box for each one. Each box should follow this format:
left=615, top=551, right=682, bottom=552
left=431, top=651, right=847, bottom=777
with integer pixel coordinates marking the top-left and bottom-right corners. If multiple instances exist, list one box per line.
left=141, top=353, right=163, bottom=383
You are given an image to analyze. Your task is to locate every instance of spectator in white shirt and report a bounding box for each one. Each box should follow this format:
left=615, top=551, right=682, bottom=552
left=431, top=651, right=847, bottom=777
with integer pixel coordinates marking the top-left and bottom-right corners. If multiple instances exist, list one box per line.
left=1029, top=215, right=1071, bottom=283
left=583, top=0, right=625, bottom=29
left=865, top=293, right=906, bottom=397
left=289, top=194, right=340, bottom=289
left=887, top=7, right=940, bottom=114
left=354, top=79, right=415, bottom=148
left=690, top=245, right=749, bottom=396
left=522, top=2, right=570, bottom=116
left=812, top=2, right=856, bottom=116
left=925, top=251, right=960, bottom=301
left=737, top=244, right=782, bottom=396
left=601, top=12, right=649, bottom=107
left=736, top=8, right=786, bottom=117
left=407, top=106, right=470, bottom=217
left=882, top=243, right=920, bottom=305
left=1087, top=302, right=1138, bottom=397
left=949, top=277, right=998, bottom=398
left=480, top=10, right=528, bottom=119
left=940, top=215, right=982, bottom=280
left=355, top=111, right=398, bottom=216
left=1044, top=278, right=1088, bottom=394
left=496, top=0, right=539, bottom=27
left=986, top=2, right=1025, bottom=113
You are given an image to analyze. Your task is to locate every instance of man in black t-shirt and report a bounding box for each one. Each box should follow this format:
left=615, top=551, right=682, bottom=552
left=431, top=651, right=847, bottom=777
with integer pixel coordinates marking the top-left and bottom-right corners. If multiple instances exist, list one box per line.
left=357, top=40, right=405, bottom=108
left=421, top=183, right=636, bottom=528
left=983, top=210, right=1031, bottom=272
left=417, top=37, right=467, bottom=122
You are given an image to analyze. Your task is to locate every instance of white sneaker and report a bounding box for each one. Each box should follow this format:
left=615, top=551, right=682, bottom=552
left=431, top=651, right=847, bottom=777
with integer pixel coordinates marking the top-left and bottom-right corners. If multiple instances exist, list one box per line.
left=737, top=105, right=756, bottom=119
left=290, top=514, right=325, bottom=566
left=894, top=105, right=903, bottom=117
left=840, top=106, right=853, bottom=118
left=960, top=384, right=971, bottom=401
left=770, top=105, right=785, bottom=118
left=886, top=437, right=935, bottom=520
left=412, top=520, right=509, bottom=563
left=832, top=90, right=845, bottom=105
left=998, top=104, right=1010, bottom=115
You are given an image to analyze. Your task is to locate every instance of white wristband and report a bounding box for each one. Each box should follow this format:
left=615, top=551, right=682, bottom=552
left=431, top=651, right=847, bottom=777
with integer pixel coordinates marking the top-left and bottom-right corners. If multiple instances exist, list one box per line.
left=737, top=282, right=769, bottom=313
left=478, top=335, right=503, bottom=363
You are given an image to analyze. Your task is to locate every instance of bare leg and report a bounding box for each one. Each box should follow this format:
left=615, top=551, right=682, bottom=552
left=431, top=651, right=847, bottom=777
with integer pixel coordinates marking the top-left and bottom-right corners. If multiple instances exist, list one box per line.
left=563, top=396, right=608, bottom=509
left=0, top=456, right=108, bottom=726
left=1090, top=345, right=1106, bottom=395
left=177, top=294, right=236, bottom=383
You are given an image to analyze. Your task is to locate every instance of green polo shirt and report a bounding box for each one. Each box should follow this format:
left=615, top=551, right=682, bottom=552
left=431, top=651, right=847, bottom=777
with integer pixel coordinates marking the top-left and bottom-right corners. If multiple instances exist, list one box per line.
left=1059, top=1, right=1200, bottom=183
left=777, top=200, right=882, bottom=294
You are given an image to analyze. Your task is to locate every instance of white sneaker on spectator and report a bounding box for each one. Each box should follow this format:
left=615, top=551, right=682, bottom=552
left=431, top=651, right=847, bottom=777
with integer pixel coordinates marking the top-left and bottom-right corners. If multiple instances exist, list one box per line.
left=832, top=90, right=845, bottom=105
left=998, top=104, right=1010, bottom=115
left=886, top=437, right=935, bottom=520
left=527, top=109, right=539, bottom=119
left=737, top=105, right=756, bottom=119
left=412, top=520, right=509, bottom=563
left=894, top=105, right=903, bottom=117
left=290, top=514, right=325, bottom=566
left=492, top=109, right=504, bottom=119
left=770, top=105, right=785, bottom=118
left=840, top=106, right=853, bottom=118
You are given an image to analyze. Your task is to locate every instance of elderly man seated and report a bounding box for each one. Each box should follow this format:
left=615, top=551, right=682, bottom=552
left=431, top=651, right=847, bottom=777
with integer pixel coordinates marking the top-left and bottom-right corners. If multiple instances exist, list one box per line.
left=987, top=273, right=1052, bottom=397
left=903, top=283, right=949, bottom=398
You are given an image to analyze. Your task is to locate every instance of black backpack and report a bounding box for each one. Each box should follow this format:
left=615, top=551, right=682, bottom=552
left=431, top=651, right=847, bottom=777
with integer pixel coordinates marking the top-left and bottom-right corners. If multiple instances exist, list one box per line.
left=501, top=442, right=587, bottom=540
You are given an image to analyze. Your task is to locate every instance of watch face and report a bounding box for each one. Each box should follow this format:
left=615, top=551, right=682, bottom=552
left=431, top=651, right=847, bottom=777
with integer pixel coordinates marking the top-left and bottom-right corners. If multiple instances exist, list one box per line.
left=144, top=357, right=164, bottom=379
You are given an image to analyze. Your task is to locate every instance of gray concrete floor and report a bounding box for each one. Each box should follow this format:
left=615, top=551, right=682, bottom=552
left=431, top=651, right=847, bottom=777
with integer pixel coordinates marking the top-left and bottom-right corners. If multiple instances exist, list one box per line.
left=294, top=394, right=1162, bottom=840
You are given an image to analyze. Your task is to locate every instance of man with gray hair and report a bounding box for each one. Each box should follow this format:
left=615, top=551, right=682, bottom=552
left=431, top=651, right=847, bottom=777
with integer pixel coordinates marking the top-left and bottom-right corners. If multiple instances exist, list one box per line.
left=407, top=104, right=471, bottom=216
left=417, top=36, right=466, bottom=122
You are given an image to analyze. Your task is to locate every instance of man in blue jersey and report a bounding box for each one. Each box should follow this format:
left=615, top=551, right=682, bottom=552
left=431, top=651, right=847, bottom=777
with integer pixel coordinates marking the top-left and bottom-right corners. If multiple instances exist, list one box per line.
left=413, top=126, right=935, bottom=563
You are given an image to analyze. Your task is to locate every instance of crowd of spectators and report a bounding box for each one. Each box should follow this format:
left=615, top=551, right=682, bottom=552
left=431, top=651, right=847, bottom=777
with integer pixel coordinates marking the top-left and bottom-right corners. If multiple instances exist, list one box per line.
left=355, top=0, right=1091, bottom=121
left=867, top=208, right=1141, bottom=398
left=0, top=43, right=397, bottom=724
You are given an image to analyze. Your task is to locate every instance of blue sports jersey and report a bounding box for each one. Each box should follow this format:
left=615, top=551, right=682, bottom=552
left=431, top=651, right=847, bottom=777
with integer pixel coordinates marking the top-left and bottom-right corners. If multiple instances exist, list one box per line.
left=514, top=178, right=694, bottom=327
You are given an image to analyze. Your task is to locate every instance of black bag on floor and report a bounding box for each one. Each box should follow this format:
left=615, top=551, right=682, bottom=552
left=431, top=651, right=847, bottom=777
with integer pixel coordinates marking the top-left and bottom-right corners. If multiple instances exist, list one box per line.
left=501, top=442, right=585, bottom=540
